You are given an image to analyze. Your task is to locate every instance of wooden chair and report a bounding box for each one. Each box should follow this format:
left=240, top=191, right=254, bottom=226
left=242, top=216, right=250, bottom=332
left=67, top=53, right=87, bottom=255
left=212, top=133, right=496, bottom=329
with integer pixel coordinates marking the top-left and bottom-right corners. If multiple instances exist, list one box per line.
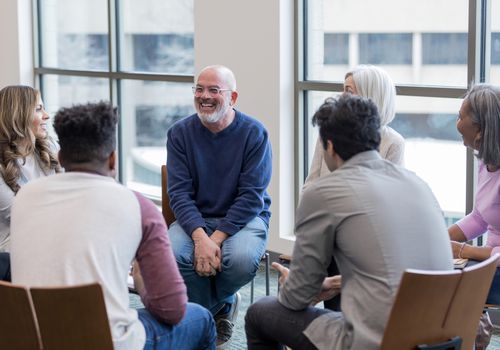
left=0, top=281, right=42, bottom=350
left=161, top=164, right=176, bottom=227
left=380, top=254, right=499, bottom=350
left=30, top=283, right=114, bottom=350
left=162, top=164, right=270, bottom=302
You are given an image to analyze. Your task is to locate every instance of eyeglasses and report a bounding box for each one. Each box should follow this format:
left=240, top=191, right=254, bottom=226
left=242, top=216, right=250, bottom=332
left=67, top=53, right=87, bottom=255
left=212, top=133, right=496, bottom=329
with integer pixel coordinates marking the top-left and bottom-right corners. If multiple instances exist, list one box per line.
left=192, top=86, right=232, bottom=97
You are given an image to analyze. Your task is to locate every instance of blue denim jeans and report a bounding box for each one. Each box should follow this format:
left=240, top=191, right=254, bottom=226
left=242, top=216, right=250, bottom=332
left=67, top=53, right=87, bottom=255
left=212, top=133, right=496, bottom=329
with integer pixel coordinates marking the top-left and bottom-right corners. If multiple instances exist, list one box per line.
left=168, top=216, right=268, bottom=314
left=138, top=302, right=216, bottom=350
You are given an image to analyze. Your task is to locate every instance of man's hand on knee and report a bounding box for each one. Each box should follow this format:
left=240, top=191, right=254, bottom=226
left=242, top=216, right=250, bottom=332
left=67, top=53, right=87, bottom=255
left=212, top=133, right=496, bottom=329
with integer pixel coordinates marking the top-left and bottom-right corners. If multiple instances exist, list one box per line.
left=209, top=230, right=227, bottom=273
left=210, top=230, right=228, bottom=248
left=193, top=228, right=221, bottom=276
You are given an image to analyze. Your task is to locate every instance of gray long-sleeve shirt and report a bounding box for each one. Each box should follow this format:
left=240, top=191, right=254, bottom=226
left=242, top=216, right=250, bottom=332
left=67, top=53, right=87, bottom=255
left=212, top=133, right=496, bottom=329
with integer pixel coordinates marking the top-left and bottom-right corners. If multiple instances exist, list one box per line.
left=280, top=151, right=453, bottom=350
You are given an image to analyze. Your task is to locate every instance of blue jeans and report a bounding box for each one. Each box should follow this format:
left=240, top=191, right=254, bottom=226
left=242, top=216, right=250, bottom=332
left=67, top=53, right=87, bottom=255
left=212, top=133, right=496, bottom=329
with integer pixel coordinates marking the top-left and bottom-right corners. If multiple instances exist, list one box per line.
left=168, top=217, right=267, bottom=314
left=138, top=302, right=216, bottom=350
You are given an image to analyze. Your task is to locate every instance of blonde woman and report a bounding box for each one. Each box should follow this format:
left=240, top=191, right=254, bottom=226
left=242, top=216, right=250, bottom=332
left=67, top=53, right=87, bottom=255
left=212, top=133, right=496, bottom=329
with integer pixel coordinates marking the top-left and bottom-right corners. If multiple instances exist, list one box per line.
left=0, top=85, right=60, bottom=280
left=304, top=65, right=405, bottom=188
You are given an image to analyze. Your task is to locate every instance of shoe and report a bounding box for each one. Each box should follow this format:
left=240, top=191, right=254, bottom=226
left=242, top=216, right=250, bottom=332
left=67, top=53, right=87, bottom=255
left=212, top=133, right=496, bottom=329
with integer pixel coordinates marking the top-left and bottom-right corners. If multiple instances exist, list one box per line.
left=215, top=292, right=241, bottom=349
left=475, top=311, right=493, bottom=350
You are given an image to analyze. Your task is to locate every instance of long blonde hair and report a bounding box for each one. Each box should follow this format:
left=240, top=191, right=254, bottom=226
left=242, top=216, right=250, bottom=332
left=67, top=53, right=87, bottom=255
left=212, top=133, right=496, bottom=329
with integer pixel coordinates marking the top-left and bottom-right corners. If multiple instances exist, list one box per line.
left=0, top=85, right=60, bottom=193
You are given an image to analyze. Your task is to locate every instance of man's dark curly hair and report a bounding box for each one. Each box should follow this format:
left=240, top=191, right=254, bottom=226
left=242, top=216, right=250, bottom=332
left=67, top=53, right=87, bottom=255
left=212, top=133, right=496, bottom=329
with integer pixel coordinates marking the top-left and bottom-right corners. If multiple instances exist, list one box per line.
left=54, top=102, right=117, bottom=164
left=312, top=94, right=381, bottom=161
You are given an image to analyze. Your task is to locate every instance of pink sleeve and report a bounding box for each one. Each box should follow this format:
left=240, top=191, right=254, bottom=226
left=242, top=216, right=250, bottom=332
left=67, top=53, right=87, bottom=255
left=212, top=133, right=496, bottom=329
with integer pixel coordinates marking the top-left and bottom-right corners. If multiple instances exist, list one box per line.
left=133, top=192, right=187, bottom=324
left=456, top=209, right=488, bottom=241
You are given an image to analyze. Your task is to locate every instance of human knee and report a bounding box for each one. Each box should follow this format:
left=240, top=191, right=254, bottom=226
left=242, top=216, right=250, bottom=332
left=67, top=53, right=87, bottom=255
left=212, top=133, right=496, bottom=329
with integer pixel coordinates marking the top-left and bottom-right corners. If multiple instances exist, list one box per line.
left=245, top=296, right=276, bottom=326
left=222, top=248, right=262, bottom=278
left=185, top=303, right=216, bottom=343
left=186, top=302, right=213, bottom=321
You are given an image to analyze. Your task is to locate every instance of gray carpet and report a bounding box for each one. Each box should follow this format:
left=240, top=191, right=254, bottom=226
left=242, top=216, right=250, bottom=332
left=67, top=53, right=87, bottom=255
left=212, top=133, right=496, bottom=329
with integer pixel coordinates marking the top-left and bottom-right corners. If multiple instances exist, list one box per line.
left=492, top=329, right=500, bottom=349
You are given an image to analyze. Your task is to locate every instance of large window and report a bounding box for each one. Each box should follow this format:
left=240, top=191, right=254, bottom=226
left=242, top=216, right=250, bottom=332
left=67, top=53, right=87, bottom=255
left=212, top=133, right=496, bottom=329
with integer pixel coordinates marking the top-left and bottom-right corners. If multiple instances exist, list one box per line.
left=306, top=0, right=470, bottom=86
left=324, top=33, right=349, bottom=65
left=493, top=33, right=500, bottom=64
left=492, top=0, right=500, bottom=84
left=35, top=0, right=194, bottom=198
left=300, top=0, right=495, bottom=224
left=358, top=33, right=413, bottom=65
left=422, top=33, right=468, bottom=64
left=131, top=34, right=194, bottom=73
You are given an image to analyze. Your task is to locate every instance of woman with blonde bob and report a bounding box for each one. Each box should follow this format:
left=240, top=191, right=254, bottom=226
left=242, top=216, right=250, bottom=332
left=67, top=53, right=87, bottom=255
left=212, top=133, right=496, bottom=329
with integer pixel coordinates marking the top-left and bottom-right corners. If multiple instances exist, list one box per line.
left=0, top=85, right=61, bottom=280
left=304, top=65, right=405, bottom=187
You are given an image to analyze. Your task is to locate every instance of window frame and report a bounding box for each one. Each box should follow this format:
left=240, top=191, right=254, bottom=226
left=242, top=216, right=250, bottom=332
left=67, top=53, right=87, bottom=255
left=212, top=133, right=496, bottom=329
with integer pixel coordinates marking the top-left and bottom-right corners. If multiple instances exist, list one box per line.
left=295, top=0, right=493, bottom=225
left=32, top=0, right=194, bottom=203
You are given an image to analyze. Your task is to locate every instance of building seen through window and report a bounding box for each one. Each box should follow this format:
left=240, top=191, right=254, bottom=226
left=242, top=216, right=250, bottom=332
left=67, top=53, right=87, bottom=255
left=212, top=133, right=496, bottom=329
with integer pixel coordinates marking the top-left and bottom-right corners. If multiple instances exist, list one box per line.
left=33, top=0, right=500, bottom=212
left=304, top=0, right=499, bottom=225
left=358, top=33, right=413, bottom=64
left=36, top=0, right=194, bottom=197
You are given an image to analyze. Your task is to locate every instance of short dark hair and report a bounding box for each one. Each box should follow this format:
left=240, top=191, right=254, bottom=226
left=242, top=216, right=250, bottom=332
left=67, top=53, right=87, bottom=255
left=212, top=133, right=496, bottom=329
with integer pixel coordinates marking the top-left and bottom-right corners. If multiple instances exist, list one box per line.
left=54, top=102, right=117, bottom=164
left=312, top=94, right=381, bottom=161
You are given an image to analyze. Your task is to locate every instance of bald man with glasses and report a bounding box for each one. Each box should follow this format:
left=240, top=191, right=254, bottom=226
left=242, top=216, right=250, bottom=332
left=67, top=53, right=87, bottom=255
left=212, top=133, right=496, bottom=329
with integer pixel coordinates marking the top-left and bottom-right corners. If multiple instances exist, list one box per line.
left=166, top=65, right=272, bottom=349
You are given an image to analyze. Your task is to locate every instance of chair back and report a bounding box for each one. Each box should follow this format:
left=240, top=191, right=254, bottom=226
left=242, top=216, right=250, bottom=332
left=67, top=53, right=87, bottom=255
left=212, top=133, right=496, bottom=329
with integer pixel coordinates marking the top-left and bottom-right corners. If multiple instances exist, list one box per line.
left=30, top=283, right=114, bottom=350
left=380, top=254, right=499, bottom=350
left=161, top=164, right=176, bottom=227
left=0, top=281, right=41, bottom=350
left=445, top=254, right=499, bottom=348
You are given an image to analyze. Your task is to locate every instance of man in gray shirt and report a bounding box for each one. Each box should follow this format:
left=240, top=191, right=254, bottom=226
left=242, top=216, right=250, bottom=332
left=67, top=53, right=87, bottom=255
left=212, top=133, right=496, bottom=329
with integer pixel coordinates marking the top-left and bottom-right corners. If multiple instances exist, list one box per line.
left=245, top=94, right=453, bottom=350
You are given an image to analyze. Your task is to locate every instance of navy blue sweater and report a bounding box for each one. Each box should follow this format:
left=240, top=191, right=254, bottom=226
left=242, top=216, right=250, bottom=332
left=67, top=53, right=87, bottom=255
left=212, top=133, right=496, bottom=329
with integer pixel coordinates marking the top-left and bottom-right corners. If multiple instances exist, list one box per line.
left=166, top=110, right=272, bottom=236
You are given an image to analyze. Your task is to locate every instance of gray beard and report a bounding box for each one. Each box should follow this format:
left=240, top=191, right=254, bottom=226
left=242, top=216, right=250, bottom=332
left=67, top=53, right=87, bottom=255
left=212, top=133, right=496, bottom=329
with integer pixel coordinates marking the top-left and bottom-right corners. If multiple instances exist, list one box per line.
left=198, top=110, right=225, bottom=123
left=197, top=103, right=230, bottom=124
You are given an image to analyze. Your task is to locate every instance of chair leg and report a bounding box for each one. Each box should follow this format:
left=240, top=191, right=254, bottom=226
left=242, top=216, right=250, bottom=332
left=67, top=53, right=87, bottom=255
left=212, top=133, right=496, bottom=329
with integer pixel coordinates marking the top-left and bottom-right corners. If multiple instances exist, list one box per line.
left=250, top=252, right=269, bottom=304
left=250, top=278, right=255, bottom=304
left=265, top=252, right=270, bottom=296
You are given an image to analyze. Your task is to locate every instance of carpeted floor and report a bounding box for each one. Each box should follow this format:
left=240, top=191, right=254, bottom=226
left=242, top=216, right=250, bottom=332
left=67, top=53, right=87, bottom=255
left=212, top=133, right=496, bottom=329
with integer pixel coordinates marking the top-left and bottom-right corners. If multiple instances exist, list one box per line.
left=489, top=309, right=500, bottom=349
left=492, top=329, right=500, bottom=349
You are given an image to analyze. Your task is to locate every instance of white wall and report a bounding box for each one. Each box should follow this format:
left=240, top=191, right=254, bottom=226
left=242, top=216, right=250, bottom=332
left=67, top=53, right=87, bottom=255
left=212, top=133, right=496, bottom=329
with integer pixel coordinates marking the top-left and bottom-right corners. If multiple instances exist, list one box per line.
left=0, top=0, right=34, bottom=87
left=195, top=0, right=296, bottom=255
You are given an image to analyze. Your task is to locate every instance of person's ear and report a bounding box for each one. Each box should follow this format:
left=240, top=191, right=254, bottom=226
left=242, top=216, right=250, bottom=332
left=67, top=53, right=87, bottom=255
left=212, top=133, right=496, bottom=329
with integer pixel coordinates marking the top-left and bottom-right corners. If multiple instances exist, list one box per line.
left=107, top=150, right=117, bottom=178
left=230, top=90, right=238, bottom=106
left=108, top=150, right=116, bottom=171
left=474, top=129, right=482, bottom=149
left=57, top=151, right=66, bottom=168
left=326, top=140, right=335, bottom=157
